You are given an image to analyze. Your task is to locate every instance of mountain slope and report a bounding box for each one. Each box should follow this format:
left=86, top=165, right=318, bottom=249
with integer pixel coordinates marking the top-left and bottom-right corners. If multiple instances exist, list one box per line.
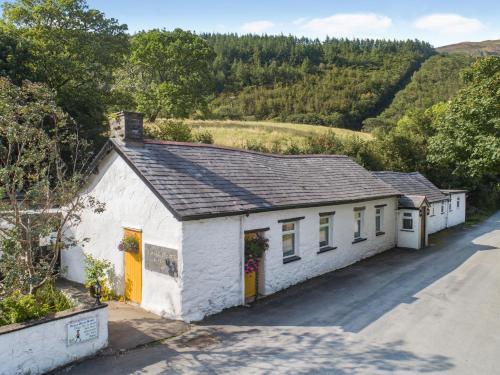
left=436, top=40, right=500, bottom=56
left=202, top=34, right=434, bottom=130
left=373, top=54, right=475, bottom=123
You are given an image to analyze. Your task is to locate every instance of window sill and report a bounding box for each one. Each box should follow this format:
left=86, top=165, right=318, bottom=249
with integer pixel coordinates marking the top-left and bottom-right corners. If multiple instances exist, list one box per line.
left=317, top=246, right=337, bottom=254
left=352, top=238, right=367, bottom=244
left=283, top=255, right=301, bottom=264
left=376, top=231, right=385, bottom=236
left=400, top=229, right=414, bottom=232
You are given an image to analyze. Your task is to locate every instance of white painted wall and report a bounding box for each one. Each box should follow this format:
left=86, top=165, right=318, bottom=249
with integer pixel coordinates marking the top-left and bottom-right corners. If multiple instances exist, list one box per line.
left=0, top=306, right=107, bottom=375
left=446, top=193, right=466, bottom=227
left=397, top=209, right=421, bottom=249
left=62, top=150, right=183, bottom=319
left=181, top=197, right=398, bottom=321
left=427, top=201, right=449, bottom=234
left=181, top=215, right=242, bottom=322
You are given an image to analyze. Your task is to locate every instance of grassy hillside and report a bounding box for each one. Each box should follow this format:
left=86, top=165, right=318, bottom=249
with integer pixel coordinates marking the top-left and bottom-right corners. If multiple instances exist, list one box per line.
left=156, top=119, right=371, bottom=151
left=436, top=40, right=500, bottom=56
left=365, top=54, right=474, bottom=126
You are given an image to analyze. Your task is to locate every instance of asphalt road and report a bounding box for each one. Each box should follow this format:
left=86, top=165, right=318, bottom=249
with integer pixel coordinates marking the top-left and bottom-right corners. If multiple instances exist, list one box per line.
left=58, top=211, right=500, bottom=374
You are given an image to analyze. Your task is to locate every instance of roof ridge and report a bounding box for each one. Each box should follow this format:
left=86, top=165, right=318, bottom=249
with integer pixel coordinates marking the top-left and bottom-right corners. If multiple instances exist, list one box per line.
left=143, top=139, right=350, bottom=159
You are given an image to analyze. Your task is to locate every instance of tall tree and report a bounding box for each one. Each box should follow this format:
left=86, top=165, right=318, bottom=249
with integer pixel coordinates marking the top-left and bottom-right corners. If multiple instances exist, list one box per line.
left=428, top=57, right=500, bottom=181
left=117, top=28, right=216, bottom=121
left=1, top=0, right=129, bottom=143
left=0, top=78, right=104, bottom=296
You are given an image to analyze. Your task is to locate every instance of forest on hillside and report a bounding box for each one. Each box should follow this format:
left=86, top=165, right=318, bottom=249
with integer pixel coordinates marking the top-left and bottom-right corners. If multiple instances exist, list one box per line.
left=363, top=53, right=476, bottom=131
left=203, top=34, right=434, bottom=129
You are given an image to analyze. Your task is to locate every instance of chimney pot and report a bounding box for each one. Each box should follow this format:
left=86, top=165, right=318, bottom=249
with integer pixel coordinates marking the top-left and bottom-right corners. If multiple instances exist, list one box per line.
left=110, top=111, right=144, bottom=145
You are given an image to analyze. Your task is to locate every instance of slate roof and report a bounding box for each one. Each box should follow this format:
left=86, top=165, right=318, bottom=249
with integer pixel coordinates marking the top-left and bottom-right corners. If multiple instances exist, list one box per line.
left=107, top=139, right=401, bottom=221
left=399, top=195, right=428, bottom=209
left=371, top=171, right=448, bottom=203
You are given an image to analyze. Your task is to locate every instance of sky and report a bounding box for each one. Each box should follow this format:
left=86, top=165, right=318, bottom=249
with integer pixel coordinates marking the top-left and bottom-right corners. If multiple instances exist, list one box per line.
left=88, top=0, right=500, bottom=47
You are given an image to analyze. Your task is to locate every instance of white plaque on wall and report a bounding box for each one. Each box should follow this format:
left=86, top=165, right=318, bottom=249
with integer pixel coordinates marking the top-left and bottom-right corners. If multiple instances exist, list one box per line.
left=67, top=316, right=99, bottom=346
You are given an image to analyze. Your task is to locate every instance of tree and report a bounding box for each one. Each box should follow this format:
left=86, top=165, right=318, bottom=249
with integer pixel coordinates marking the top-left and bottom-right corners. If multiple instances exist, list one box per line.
left=0, top=78, right=104, bottom=296
left=0, top=28, right=32, bottom=84
left=427, top=57, right=500, bottom=181
left=1, top=0, right=129, bottom=143
left=376, top=104, right=445, bottom=175
left=119, top=28, right=216, bottom=121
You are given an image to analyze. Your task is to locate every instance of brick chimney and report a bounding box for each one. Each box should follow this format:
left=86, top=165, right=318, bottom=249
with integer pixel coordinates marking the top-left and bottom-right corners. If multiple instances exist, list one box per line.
left=110, top=111, right=144, bottom=145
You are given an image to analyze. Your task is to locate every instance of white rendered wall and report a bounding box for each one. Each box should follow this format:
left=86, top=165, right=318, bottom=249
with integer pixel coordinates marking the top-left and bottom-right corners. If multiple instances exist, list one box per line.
left=397, top=209, right=421, bottom=249
left=447, top=193, right=466, bottom=227
left=62, top=151, right=183, bottom=319
left=181, top=215, right=242, bottom=322
left=427, top=201, right=448, bottom=234
left=0, top=306, right=107, bottom=375
left=181, top=197, right=398, bottom=321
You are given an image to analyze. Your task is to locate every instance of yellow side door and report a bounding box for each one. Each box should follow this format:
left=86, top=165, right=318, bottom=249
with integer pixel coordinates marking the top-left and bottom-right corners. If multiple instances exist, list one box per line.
left=124, top=228, right=142, bottom=304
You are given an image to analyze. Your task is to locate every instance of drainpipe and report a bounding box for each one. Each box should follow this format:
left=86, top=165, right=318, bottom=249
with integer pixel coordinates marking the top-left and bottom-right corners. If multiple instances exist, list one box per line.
left=239, top=214, right=244, bottom=305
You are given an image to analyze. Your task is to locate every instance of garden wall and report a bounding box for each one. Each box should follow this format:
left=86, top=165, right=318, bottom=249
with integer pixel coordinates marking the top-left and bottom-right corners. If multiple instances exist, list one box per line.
left=0, top=303, right=108, bottom=375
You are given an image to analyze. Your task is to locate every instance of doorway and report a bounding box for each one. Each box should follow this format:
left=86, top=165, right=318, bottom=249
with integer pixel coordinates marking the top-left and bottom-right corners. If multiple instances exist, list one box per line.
left=244, top=229, right=269, bottom=303
left=420, top=207, right=427, bottom=249
left=124, top=228, right=142, bottom=304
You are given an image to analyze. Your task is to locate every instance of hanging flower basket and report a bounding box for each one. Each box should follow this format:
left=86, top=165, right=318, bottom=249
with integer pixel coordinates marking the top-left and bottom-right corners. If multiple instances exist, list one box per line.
left=118, top=235, right=139, bottom=253
left=244, top=232, right=269, bottom=274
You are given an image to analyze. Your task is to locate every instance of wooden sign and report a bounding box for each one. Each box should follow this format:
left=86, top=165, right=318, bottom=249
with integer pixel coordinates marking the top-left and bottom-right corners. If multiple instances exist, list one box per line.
left=144, top=244, right=178, bottom=277
left=67, top=316, right=99, bottom=346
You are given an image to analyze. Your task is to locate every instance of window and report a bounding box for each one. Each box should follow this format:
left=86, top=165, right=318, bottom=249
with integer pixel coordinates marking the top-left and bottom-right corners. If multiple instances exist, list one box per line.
left=375, top=207, right=384, bottom=233
left=354, top=210, right=364, bottom=239
left=441, top=202, right=445, bottom=214
left=431, top=205, right=435, bottom=216
left=282, top=222, right=297, bottom=258
left=402, top=212, right=413, bottom=230
left=457, top=197, right=460, bottom=208
left=319, top=216, right=332, bottom=249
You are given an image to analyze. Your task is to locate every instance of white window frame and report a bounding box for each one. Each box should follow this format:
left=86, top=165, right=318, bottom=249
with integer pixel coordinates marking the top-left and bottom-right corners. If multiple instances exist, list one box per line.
left=441, top=202, right=445, bottom=214
left=353, top=209, right=365, bottom=240
left=282, top=222, right=298, bottom=259
left=375, top=207, right=384, bottom=234
left=319, top=215, right=333, bottom=249
left=402, top=212, right=413, bottom=230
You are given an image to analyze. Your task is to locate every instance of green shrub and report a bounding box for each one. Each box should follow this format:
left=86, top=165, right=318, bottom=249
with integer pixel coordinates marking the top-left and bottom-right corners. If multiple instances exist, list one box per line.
left=84, top=253, right=111, bottom=289
left=193, top=129, right=214, bottom=144
left=0, top=285, right=73, bottom=326
left=145, top=119, right=193, bottom=142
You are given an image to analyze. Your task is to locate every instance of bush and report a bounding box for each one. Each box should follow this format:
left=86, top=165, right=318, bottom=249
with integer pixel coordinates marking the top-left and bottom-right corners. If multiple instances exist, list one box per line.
left=145, top=119, right=193, bottom=142
left=193, top=129, right=214, bottom=144
left=84, top=254, right=111, bottom=289
left=0, top=285, right=73, bottom=326
left=84, top=254, right=116, bottom=301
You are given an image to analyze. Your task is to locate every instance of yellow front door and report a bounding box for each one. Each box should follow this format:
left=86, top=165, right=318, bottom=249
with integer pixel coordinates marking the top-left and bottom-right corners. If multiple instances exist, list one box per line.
left=124, top=228, right=142, bottom=304
left=245, top=271, right=257, bottom=299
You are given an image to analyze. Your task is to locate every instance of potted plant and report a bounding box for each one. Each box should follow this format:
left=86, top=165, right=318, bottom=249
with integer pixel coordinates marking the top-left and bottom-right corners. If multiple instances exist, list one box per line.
left=118, top=234, right=140, bottom=253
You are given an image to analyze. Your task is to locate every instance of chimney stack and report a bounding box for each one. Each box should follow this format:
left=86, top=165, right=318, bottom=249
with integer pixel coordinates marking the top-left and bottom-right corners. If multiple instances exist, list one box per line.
left=110, top=111, right=144, bottom=145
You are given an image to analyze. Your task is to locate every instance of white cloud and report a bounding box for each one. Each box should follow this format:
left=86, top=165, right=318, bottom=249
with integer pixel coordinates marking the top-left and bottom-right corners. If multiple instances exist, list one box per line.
left=292, top=17, right=308, bottom=26
left=302, top=13, right=392, bottom=37
left=414, top=14, right=484, bottom=34
left=241, top=20, right=275, bottom=33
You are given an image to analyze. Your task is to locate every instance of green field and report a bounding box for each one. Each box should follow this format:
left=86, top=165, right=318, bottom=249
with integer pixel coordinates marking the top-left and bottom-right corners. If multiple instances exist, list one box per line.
left=184, top=119, right=371, bottom=150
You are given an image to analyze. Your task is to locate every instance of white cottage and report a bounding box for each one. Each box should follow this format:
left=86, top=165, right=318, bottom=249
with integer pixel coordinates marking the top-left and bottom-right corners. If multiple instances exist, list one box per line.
left=62, top=112, right=465, bottom=322
left=372, top=172, right=467, bottom=250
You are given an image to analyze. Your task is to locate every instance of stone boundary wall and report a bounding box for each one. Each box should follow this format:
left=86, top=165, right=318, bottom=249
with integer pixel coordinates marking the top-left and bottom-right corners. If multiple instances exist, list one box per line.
left=0, top=303, right=108, bottom=375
